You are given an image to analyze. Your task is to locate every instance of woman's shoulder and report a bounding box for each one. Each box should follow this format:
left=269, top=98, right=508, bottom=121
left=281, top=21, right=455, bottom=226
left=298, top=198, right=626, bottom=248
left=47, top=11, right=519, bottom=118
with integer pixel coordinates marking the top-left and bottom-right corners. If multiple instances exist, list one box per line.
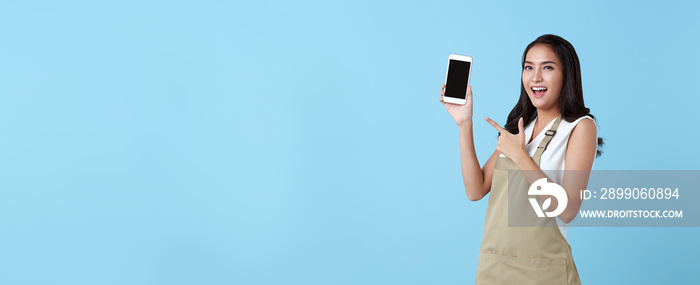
left=561, top=115, right=597, bottom=133
left=566, top=115, right=598, bottom=148
left=565, top=115, right=595, bottom=124
left=554, top=115, right=598, bottom=149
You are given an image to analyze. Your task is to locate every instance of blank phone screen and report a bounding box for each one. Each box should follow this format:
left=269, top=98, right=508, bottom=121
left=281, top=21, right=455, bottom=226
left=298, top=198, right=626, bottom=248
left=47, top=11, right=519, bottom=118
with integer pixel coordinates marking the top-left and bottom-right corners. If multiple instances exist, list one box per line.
left=445, top=59, right=471, bottom=99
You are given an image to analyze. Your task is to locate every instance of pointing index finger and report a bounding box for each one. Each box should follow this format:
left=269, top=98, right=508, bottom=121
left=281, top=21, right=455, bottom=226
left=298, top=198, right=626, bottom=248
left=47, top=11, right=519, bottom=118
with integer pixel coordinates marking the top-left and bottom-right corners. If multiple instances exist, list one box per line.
left=484, top=117, right=506, bottom=133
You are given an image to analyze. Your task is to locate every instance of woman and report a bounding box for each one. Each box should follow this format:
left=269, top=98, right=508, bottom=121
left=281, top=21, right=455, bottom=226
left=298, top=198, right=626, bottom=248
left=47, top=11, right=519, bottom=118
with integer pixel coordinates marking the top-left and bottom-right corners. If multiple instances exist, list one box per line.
left=439, top=34, right=602, bottom=284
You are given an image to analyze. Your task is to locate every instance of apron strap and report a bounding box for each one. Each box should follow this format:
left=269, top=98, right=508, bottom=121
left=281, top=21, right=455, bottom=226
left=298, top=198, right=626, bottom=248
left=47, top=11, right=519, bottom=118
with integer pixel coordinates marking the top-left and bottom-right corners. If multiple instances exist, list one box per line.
left=532, top=115, right=563, bottom=166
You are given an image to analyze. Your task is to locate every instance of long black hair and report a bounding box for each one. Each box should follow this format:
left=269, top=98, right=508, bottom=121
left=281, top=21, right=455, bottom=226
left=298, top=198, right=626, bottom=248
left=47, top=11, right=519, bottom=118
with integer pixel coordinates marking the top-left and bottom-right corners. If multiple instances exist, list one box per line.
left=504, top=34, right=604, bottom=156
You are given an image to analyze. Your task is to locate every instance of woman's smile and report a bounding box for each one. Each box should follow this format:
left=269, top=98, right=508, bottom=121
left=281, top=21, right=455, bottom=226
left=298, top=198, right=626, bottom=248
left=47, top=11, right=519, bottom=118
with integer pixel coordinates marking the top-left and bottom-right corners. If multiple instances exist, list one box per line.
left=531, top=86, right=548, bottom=98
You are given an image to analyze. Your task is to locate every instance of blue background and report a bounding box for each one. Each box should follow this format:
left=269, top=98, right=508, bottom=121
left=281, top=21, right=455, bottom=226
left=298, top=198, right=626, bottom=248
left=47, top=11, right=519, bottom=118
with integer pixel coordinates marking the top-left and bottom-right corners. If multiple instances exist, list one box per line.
left=1, top=0, right=699, bottom=284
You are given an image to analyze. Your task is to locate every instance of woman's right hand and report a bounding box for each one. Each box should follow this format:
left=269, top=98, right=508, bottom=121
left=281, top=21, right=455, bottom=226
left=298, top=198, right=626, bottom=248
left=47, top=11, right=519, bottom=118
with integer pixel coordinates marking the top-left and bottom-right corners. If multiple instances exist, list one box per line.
left=439, top=84, right=473, bottom=126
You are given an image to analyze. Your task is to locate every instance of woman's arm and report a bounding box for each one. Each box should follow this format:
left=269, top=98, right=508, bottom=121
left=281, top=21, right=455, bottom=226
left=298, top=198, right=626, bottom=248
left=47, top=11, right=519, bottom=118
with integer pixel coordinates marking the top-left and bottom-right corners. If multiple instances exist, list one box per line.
left=457, top=121, right=498, bottom=201
left=440, top=84, right=495, bottom=201
left=559, top=118, right=597, bottom=223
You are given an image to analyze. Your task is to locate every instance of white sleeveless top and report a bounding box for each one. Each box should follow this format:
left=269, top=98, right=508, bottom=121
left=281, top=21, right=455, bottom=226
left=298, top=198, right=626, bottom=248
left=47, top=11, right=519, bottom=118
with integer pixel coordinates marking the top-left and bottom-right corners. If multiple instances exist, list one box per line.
left=499, top=115, right=598, bottom=243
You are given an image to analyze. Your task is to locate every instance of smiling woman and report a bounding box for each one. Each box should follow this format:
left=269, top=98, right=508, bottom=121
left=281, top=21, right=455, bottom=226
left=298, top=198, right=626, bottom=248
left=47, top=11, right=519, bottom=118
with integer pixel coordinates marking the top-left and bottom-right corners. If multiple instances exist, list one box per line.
left=522, top=46, right=564, bottom=118
left=439, top=34, right=603, bottom=284
left=506, top=35, right=603, bottom=153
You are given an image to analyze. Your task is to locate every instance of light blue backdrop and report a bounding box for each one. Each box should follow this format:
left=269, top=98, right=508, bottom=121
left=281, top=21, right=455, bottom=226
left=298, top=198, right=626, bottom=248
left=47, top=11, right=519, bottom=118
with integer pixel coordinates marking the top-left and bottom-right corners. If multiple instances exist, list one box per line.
left=1, top=0, right=698, bottom=284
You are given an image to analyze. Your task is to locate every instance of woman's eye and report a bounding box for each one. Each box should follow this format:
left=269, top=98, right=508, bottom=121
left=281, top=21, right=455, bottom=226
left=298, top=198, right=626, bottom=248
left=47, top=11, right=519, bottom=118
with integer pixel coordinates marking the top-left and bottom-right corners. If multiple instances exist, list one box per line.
left=544, top=66, right=554, bottom=70
left=524, top=66, right=533, bottom=70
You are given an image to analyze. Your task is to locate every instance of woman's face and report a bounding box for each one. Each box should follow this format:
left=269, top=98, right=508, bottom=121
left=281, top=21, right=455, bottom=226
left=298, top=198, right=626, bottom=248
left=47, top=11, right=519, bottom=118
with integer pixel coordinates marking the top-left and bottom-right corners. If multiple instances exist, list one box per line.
left=522, top=44, right=564, bottom=111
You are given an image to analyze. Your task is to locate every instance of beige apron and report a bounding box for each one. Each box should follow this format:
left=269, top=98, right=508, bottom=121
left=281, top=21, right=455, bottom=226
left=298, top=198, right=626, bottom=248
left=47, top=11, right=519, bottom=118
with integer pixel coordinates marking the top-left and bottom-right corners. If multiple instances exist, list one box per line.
left=475, top=115, right=581, bottom=285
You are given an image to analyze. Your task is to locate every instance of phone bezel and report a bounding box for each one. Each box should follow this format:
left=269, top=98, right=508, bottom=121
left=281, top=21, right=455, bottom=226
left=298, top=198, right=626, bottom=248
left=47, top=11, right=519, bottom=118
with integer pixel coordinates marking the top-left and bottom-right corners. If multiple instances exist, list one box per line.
left=443, top=54, right=472, bottom=105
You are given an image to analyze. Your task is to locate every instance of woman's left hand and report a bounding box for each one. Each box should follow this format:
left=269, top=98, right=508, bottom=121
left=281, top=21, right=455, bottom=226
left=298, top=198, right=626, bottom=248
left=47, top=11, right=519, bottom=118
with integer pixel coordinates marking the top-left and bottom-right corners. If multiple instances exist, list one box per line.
left=484, top=117, right=527, bottom=160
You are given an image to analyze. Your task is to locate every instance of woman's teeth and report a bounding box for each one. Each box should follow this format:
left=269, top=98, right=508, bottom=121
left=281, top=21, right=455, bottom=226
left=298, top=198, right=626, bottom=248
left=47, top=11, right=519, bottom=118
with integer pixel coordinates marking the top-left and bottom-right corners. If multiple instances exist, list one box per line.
left=532, top=87, right=547, bottom=96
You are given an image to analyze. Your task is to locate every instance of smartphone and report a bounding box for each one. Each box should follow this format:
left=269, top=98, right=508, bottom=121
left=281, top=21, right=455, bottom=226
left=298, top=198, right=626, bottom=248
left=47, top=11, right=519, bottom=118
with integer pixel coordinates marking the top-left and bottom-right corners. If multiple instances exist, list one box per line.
left=443, top=54, right=472, bottom=105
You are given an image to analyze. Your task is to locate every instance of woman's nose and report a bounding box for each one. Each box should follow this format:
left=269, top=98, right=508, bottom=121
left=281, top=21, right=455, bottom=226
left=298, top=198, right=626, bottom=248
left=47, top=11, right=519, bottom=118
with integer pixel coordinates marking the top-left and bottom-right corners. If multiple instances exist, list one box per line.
left=531, top=70, right=543, bottom=83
